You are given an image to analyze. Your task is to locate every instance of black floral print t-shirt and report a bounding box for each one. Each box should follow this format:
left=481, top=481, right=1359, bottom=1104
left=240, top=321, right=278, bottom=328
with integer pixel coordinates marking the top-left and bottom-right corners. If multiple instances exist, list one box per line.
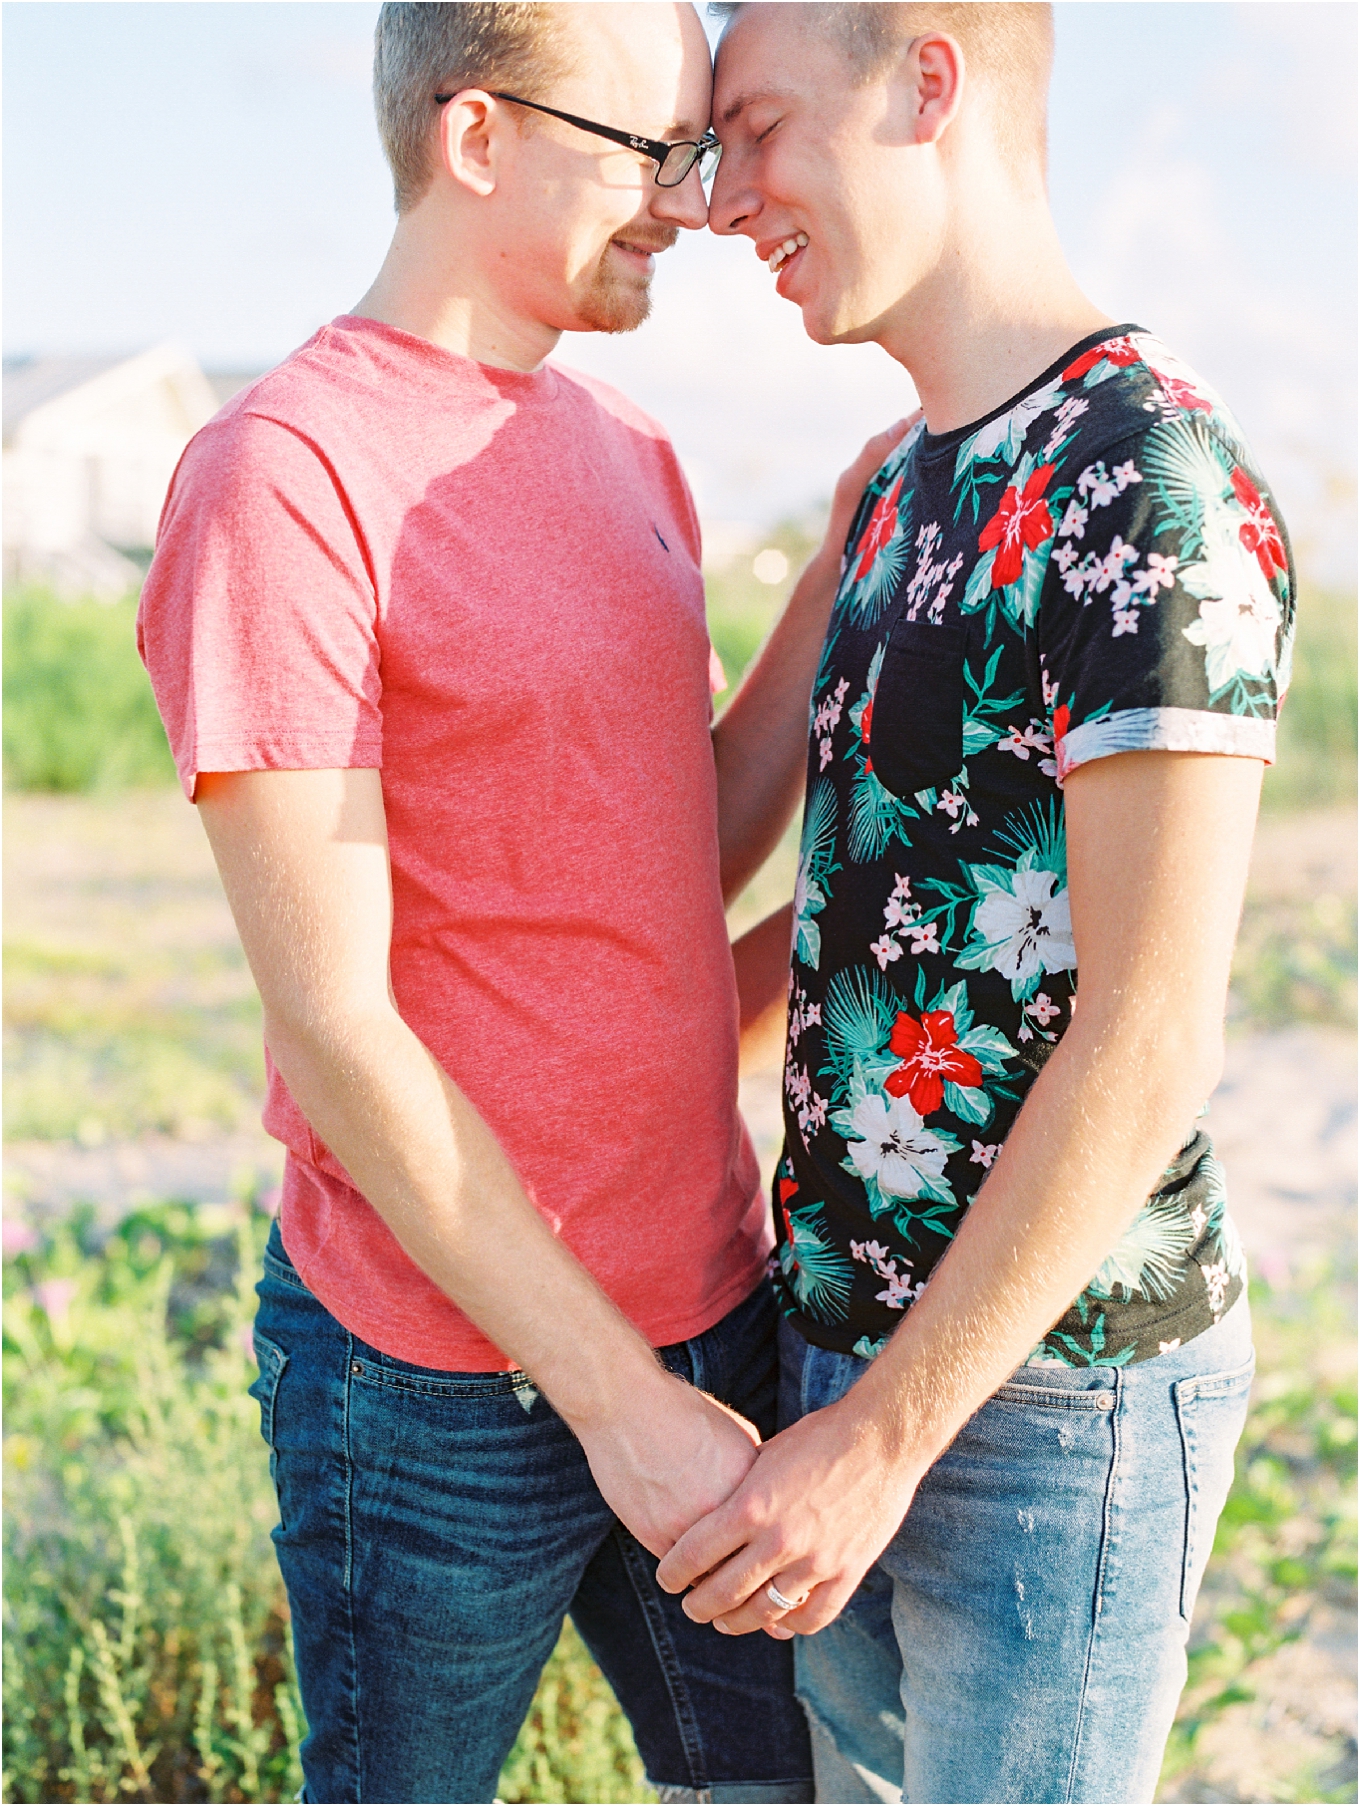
left=773, top=326, right=1295, bottom=1366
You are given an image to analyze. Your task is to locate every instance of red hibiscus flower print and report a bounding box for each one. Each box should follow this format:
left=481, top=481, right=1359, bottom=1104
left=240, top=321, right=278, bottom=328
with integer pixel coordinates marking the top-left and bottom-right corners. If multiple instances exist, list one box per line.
left=1051, top=703, right=1072, bottom=783
left=978, top=465, right=1057, bottom=589
left=1062, top=336, right=1142, bottom=383
left=884, top=1010, right=983, bottom=1116
left=854, top=473, right=905, bottom=581
left=777, top=1175, right=798, bottom=1240
left=1230, top=467, right=1287, bottom=585
left=860, top=695, right=875, bottom=773
left=1153, top=371, right=1213, bottom=416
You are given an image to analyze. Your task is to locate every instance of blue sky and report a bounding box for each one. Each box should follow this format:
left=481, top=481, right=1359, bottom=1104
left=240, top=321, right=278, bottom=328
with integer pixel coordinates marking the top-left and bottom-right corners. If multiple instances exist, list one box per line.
left=4, top=1, right=1355, bottom=577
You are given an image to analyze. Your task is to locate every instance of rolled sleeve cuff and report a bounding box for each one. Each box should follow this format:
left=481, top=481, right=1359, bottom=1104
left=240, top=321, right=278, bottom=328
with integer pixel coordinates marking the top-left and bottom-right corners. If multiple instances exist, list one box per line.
left=1057, top=706, right=1275, bottom=782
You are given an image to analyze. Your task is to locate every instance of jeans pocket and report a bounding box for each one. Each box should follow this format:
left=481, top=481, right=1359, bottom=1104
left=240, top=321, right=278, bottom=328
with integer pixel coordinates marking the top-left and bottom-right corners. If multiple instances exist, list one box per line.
left=1174, top=1351, right=1255, bottom=1620
left=249, top=1330, right=290, bottom=1517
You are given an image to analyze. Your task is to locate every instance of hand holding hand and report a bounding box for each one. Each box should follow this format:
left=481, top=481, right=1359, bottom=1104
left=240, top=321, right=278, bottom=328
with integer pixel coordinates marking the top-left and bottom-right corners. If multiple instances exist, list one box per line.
left=654, top=1393, right=923, bottom=1638
left=575, top=1367, right=762, bottom=1559
left=822, top=412, right=923, bottom=567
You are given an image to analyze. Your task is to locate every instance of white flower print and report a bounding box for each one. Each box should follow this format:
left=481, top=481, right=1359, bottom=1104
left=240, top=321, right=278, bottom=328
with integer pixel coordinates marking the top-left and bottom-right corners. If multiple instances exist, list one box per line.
left=850, top=1238, right=926, bottom=1312
left=1053, top=541, right=1079, bottom=573
left=1201, top=1259, right=1229, bottom=1316
left=1112, top=607, right=1140, bottom=636
left=967, top=381, right=1062, bottom=464
left=870, top=934, right=903, bottom=970
left=1058, top=501, right=1088, bottom=541
left=843, top=1092, right=953, bottom=1202
left=883, top=893, right=915, bottom=930
left=970, top=1140, right=1000, bottom=1168
left=908, top=920, right=940, bottom=955
left=997, top=720, right=1054, bottom=763
left=1076, top=457, right=1142, bottom=508
left=1180, top=526, right=1282, bottom=693
left=971, top=868, right=1076, bottom=988
left=1025, top=992, right=1061, bottom=1027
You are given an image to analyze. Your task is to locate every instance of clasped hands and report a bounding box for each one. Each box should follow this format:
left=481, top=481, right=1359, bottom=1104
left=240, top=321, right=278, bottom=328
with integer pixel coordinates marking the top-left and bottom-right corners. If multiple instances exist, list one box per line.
left=577, top=1366, right=920, bottom=1642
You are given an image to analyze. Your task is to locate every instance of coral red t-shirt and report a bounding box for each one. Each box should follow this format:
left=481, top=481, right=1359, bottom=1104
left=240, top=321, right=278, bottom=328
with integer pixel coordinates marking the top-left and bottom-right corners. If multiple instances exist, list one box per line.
left=138, top=314, right=767, bottom=1370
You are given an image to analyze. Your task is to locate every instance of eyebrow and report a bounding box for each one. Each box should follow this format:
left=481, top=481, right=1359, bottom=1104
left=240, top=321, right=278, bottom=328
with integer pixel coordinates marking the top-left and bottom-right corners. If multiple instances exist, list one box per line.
left=718, top=86, right=785, bottom=127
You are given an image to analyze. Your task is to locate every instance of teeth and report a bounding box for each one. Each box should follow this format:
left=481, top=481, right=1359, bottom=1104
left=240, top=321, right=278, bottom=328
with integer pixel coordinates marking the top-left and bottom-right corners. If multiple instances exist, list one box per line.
left=767, top=233, right=809, bottom=274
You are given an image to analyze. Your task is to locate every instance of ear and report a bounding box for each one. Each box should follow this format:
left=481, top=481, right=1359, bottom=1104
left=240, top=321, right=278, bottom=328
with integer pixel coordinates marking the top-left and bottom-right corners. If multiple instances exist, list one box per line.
left=436, top=88, right=505, bottom=198
left=902, top=33, right=964, bottom=145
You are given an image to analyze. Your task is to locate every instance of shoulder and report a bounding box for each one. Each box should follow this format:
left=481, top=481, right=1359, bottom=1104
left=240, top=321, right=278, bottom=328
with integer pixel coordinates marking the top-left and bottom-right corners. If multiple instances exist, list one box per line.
left=546, top=360, right=674, bottom=448
left=1057, top=331, right=1265, bottom=483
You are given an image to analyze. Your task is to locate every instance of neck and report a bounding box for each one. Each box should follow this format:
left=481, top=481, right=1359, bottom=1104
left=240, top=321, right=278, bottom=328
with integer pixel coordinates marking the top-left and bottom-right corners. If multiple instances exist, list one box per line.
left=352, top=206, right=560, bottom=373
left=877, top=186, right=1112, bottom=435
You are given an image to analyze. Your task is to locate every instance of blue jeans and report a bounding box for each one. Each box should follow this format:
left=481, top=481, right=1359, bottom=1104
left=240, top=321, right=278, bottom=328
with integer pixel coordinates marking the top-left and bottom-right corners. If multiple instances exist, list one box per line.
left=251, top=1222, right=813, bottom=1804
left=780, top=1300, right=1254, bottom=1805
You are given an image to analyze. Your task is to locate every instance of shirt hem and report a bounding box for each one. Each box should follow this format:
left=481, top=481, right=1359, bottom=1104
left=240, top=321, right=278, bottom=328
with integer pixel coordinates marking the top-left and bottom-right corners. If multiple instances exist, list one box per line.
left=284, top=1228, right=773, bottom=1373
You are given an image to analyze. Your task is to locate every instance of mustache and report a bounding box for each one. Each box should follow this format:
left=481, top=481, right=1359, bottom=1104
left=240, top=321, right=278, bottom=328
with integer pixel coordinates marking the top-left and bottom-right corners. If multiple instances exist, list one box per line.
left=610, top=227, right=680, bottom=254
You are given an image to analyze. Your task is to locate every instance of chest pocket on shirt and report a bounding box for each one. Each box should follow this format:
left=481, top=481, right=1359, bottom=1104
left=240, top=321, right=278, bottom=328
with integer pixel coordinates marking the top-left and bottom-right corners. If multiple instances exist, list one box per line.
left=868, top=619, right=966, bottom=800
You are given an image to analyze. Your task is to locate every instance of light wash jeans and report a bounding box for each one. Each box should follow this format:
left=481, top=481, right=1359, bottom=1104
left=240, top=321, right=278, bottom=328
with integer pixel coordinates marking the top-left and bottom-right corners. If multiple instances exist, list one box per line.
left=779, top=1299, right=1253, bottom=1805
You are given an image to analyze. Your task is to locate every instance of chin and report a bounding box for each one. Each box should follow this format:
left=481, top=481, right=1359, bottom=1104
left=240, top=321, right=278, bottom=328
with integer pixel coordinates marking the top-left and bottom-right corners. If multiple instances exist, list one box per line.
left=572, top=271, right=652, bottom=336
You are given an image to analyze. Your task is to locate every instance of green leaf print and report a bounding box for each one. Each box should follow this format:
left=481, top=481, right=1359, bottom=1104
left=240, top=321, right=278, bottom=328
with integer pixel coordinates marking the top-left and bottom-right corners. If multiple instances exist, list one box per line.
left=794, top=779, right=841, bottom=971
left=780, top=1201, right=855, bottom=1324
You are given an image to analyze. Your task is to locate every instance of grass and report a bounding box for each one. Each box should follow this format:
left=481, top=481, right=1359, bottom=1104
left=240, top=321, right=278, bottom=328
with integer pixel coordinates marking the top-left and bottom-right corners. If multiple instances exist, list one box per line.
left=3, top=592, right=176, bottom=793
left=4, top=1202, right=1352, bottom=1803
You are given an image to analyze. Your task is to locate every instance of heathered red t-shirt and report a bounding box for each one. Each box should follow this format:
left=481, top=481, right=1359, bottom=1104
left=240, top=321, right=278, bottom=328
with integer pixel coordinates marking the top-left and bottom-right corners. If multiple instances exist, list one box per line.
left=138, top=314, right=768, bottom=1370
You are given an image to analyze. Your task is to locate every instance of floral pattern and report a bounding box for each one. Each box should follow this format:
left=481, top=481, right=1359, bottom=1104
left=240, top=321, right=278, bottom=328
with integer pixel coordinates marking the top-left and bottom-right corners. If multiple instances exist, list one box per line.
left=771, top=326, right=1290, bottom=1365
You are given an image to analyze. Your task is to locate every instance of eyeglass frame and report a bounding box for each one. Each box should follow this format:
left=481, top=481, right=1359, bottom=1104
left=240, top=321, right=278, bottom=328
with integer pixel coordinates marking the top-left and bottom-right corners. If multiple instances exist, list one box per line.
left=432, top=89, right=721, bottom=188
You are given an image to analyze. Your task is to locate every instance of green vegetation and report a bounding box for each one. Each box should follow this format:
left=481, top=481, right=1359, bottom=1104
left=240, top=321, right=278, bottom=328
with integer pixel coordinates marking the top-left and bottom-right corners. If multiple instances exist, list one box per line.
left=1262, top=588, right=1358, bottom=812
left=3, top=593, right=175, bottom=793
left=2, top=1198, right=654, bottom=1805
left=4, top=1203, right=1352, bottom=1803
left=1, top=567, right=1352, bottom=807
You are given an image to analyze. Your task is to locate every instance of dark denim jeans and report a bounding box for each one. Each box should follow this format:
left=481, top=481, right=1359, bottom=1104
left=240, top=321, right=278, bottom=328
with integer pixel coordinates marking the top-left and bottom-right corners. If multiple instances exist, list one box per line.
left=251, top=1222, right=813, bottom=1804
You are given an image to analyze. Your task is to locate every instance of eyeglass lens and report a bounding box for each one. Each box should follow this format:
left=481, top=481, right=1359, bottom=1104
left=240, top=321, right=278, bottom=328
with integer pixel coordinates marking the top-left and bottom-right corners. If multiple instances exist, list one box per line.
left=657, top=139, right=721, bottom=188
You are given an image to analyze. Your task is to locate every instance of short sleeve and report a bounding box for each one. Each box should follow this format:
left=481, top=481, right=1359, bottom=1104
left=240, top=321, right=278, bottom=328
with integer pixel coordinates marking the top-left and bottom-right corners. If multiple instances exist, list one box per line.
left=1037, top=415, right=1294, bottom=783
left=137, top=412, right=383, bottom=799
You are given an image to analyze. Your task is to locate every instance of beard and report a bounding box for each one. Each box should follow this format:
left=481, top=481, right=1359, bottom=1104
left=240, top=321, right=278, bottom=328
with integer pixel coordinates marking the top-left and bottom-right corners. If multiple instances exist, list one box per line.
left=574, top=226, right=679, bottom=334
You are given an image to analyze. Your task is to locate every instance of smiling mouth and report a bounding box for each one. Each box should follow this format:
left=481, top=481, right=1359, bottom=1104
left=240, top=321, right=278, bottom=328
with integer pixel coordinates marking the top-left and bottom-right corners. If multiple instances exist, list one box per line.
left=768, top=233, right=808, bottom=273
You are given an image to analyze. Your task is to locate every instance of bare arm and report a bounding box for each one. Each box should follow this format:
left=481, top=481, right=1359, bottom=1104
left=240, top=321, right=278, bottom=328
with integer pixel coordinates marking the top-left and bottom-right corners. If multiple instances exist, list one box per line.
left=198, top=766, right=760, bottom=1556
left=659, top=750, right=1262, bottom=1631
left=714, top=419, right=916, bottom=904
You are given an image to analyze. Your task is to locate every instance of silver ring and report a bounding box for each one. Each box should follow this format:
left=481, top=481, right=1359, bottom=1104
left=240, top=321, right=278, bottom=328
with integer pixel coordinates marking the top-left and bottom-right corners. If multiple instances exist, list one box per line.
left=766, top=1580, right=807, bottom=1613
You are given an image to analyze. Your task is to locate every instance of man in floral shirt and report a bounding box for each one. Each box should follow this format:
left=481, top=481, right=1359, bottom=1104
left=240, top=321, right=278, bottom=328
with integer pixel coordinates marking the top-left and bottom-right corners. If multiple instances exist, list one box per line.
left=659, top=6, right=1290, bottom=1801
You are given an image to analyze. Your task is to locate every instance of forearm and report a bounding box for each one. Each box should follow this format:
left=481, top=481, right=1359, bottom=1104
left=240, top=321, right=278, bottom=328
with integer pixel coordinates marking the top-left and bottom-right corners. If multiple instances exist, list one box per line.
left=264, top=1000, right=665, bottom=1430
left=713, top=548, right=840, bottom=902
left=848, top=1013, right=1221, bottom=1475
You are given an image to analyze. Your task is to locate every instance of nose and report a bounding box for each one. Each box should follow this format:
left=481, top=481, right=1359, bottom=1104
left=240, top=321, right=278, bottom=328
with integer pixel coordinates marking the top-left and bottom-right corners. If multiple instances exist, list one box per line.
left=650, top=160, right=710, bottom=231
left=706, top=156, right=755, bottom=237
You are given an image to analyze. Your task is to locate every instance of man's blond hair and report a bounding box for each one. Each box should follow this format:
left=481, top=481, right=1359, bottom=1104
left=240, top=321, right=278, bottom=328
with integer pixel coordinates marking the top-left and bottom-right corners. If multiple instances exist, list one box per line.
left=714, top=2, right=1055, bottom=171
left=374, top=2, right=570, bottom=213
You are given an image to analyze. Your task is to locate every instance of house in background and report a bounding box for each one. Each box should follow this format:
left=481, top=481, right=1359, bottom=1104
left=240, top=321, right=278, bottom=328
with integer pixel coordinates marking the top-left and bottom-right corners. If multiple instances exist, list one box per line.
left=2, top=345, right=256, bottom=599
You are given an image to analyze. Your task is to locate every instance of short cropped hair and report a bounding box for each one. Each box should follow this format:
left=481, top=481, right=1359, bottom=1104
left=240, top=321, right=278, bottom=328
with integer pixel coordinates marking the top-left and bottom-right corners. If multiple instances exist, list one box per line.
left=374, top=2, right=570, bottom=213
left=712, top=2, right=1055, bottom=171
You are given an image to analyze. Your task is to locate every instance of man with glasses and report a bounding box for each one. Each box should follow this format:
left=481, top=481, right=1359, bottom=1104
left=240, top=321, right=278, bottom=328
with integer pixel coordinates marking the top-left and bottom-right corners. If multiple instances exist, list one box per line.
left=135, top=3, right=861, bottom=1799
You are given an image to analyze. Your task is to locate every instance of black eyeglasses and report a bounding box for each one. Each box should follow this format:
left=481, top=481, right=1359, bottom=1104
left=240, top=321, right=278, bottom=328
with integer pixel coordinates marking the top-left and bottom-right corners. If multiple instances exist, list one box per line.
left=433, top=89, right=721, bottom=188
